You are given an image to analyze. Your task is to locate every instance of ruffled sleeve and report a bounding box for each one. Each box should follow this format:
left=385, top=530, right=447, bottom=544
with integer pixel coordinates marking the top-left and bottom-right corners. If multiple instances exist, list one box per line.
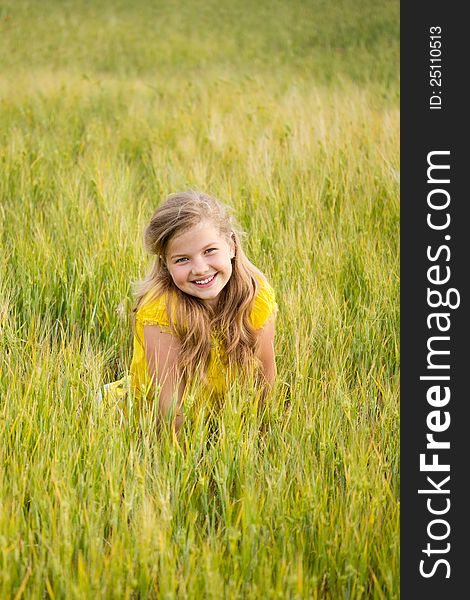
left=250, top=277, right=278, bottom=329
left=135, top=291, right=170, bottom=329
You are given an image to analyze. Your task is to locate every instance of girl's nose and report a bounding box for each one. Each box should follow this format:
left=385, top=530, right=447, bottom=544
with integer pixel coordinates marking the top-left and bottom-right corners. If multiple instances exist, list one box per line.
left=191, top=257, right=209, bottom=275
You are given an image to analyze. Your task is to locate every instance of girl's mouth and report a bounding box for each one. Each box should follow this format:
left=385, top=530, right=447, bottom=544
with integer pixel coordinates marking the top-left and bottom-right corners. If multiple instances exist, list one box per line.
left=192, top=273, right=217, bottom=287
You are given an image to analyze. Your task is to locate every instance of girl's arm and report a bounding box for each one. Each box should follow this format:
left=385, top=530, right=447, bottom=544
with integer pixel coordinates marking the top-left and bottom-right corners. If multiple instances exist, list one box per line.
left=255, top=314, right=277, bottom=400
left=144, top=325, right=185, bottom=436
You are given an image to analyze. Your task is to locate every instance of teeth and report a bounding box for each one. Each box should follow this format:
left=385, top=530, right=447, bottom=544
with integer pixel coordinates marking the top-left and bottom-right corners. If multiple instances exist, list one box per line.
left=194, top=274, right=215, bottom=285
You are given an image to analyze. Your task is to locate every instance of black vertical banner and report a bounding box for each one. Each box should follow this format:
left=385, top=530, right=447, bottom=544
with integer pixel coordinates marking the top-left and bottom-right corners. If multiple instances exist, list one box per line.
left=401, top=4, right=467, bottom=598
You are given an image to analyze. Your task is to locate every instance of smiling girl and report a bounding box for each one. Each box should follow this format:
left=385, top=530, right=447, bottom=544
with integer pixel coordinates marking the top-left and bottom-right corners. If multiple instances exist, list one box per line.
left=101, top=191, right=277, bottom=435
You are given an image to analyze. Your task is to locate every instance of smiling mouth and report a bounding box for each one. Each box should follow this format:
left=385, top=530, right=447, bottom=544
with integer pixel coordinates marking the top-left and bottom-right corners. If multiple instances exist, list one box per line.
left=192, top=273, right=217, bottom=287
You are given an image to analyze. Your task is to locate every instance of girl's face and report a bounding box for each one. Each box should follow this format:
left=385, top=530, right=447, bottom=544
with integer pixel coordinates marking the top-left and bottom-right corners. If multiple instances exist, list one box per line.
left=165, top=221, right=236, bottom=308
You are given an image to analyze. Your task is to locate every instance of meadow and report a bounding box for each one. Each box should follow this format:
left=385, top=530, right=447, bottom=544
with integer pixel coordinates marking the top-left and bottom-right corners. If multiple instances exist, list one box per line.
left=0, top=0, right=399, bottom=597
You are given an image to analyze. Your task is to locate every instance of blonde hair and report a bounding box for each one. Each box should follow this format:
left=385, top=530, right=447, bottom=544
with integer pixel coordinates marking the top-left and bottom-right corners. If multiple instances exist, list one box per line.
left=132, top=191, right=265, bottom=383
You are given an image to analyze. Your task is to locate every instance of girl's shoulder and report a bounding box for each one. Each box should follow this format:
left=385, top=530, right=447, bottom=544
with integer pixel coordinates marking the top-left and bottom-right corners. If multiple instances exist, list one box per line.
left=251, top=275, right=278, bottom=329
left=135, top=289, right=173, bottom=328
left=136, top=277, right=277, bottom=330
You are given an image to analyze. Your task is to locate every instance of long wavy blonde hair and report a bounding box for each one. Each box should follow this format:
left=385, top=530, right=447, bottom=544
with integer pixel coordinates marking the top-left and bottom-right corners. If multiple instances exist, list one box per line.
left=132, top=191, right=265, bottom=383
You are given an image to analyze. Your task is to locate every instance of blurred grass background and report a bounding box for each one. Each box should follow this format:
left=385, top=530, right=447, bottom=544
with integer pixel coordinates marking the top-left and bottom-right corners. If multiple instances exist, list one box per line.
left=1, top=1, right=399, bottom=598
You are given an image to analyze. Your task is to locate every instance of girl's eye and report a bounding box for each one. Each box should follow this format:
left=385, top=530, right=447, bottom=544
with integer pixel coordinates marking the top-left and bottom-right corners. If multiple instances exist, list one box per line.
left=174, top=249, right=216, bottom=263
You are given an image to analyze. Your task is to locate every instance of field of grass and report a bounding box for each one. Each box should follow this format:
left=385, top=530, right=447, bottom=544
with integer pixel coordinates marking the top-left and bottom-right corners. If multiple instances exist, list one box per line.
left=0, top=1, right=399, bottom=598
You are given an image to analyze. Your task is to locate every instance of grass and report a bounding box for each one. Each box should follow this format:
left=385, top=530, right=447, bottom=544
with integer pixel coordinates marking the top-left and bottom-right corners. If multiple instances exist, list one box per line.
left=0, top=0, right=399, bottom=597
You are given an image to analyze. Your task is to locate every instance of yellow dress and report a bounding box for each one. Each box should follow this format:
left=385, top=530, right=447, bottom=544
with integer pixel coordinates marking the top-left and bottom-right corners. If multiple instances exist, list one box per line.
left=101, top=276, right=277, bottom=412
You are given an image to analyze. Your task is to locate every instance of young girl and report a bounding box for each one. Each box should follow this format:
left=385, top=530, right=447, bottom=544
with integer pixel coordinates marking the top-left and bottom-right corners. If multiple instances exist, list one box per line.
left=101, top=190, right=277, bottom=434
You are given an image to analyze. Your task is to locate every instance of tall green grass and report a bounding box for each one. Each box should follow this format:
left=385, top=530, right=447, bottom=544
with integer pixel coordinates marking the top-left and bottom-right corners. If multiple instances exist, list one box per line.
left=1, top=1, right=399, bottom=597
